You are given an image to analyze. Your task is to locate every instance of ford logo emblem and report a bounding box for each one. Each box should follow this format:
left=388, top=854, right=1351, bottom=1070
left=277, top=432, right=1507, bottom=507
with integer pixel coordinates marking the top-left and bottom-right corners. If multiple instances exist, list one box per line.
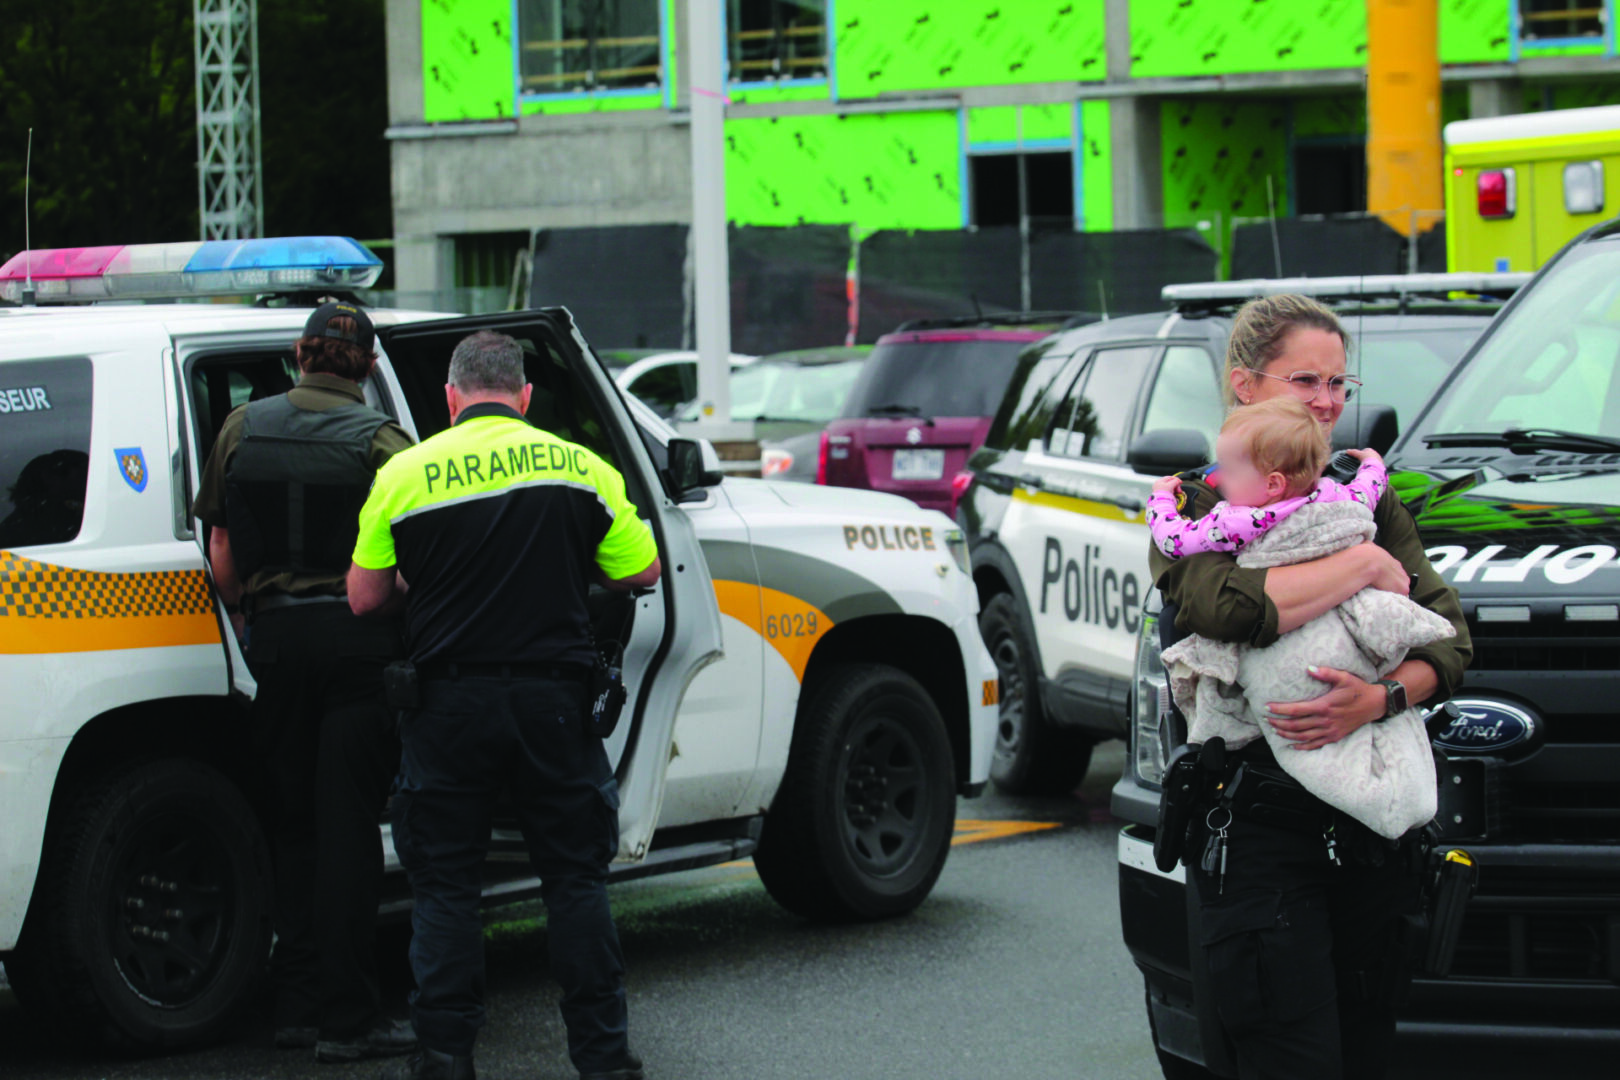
left=1434, top=697, right=1539, bottom=755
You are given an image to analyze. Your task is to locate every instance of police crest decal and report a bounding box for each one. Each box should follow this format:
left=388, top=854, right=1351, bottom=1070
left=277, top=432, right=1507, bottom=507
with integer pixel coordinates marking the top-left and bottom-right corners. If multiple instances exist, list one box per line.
left=115, top=447, right=148, bottom=493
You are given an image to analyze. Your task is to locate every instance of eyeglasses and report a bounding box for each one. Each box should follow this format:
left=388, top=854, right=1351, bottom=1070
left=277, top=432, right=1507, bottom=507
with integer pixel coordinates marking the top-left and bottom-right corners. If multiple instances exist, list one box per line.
left=1253, top=370, right=1361, bottom=404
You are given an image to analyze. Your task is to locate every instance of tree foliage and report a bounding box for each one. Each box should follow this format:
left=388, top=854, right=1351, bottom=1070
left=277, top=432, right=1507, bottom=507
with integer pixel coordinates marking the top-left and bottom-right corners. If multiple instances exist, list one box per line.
left=0, top=0, right=388, bottom=260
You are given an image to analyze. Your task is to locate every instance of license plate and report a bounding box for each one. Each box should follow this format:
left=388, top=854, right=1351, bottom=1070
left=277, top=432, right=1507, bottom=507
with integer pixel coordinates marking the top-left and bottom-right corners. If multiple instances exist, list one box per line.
left=892, top=449, right=944, bottom=481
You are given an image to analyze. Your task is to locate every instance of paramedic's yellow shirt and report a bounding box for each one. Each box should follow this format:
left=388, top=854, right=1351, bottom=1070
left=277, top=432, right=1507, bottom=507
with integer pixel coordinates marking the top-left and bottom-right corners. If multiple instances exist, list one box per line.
left=353, top=403, right=656, bottom=666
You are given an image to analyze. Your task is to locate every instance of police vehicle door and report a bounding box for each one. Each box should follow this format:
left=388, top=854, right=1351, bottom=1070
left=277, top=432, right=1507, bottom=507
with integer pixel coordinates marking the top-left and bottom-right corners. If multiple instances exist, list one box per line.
left=998, top=344, right=1159, bottom=726
left=374, top=312, right=722, bottom=863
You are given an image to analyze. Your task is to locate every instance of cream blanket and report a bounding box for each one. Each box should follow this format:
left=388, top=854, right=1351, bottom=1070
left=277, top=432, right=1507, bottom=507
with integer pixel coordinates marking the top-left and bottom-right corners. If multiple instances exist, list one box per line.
left=1161, top=500, right=1453, bottom=839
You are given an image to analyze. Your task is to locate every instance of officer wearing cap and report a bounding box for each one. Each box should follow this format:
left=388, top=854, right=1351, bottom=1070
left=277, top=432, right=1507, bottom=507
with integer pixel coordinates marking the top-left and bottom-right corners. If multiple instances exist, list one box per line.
left=195, top=301, right=418, bottom=1063
left=348, top=330, right=659, bottom=1080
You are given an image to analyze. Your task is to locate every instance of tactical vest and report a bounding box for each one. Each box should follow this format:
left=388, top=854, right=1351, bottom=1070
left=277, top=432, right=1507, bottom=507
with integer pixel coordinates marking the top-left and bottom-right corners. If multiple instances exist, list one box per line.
left=223, top=395, right=392, bottom=581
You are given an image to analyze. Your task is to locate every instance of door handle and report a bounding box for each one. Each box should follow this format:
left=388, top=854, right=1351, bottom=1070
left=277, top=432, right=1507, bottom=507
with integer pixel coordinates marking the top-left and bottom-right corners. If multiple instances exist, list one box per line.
left=1018, top=473, right=1044, bottom=491
left=1110, top=495, right=1145, bottom=514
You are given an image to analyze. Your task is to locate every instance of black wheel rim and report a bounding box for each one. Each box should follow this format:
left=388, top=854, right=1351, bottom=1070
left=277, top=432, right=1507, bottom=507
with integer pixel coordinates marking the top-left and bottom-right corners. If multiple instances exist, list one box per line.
left=107, top=810, right=235, bottom=1007
left=988, top=623, right=1027, bottom=761
left=837, top=707, right=933, bottom=877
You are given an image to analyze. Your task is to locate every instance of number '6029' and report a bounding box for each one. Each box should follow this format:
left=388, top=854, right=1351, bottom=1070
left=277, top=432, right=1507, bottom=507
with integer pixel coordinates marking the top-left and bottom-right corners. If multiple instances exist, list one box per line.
left=765, top=612, right=817, bottom=638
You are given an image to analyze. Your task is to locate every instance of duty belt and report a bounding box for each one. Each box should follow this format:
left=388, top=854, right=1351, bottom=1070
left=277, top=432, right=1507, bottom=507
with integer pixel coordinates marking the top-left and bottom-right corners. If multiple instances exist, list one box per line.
left=418, top=661, right=590, bottom=683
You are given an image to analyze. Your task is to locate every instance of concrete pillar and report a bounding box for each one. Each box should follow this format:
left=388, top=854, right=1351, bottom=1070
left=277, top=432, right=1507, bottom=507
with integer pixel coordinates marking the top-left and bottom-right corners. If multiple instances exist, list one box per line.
left=1108, top=98, right=1164, bottom=229
left=392, top=235, right=455, bottom=305
left=1103, top=0, right=1161, bottom=228
left=1468, top=79, right=1523, bottom=120
left=384, top=0, right=424, bottom=126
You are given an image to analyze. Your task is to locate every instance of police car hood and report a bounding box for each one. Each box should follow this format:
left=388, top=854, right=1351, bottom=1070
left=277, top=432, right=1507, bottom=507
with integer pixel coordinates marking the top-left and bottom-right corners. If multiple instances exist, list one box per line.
left=755, top=475, right=956, bottom=527
left=1394, top=461, right=1620, bottom=600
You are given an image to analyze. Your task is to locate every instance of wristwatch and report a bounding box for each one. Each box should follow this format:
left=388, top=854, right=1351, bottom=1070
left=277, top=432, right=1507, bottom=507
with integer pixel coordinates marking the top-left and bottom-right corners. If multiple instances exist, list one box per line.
left=1374, top=678, right=1408, bottom=721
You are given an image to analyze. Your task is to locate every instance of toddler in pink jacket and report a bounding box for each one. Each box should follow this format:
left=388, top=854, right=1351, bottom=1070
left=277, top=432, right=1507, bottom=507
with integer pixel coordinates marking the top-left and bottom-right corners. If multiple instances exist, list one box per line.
left=1148, top=397, right=1385, bottom=560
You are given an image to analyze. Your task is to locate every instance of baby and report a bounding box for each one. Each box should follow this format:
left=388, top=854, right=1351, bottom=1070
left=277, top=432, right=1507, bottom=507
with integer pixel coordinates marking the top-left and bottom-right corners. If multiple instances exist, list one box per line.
left=1147, top=397, right=1386, bottom=560
left=1146, top=397, right=1450, bottom=840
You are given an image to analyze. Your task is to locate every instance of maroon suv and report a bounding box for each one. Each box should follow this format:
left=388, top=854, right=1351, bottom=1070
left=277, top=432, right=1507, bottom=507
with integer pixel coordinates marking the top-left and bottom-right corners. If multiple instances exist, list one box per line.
left=817, top=314, right=1089, bottom=514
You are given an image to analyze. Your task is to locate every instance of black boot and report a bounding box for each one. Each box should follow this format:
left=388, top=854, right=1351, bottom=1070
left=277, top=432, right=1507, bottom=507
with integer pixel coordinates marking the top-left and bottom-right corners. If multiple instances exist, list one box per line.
left=380, top=1048, right=476, bottom=1080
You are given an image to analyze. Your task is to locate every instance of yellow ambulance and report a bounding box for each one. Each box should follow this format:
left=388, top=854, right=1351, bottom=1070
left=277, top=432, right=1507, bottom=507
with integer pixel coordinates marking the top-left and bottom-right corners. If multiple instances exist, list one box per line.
left=1445, top=104, right=1620, bottom=273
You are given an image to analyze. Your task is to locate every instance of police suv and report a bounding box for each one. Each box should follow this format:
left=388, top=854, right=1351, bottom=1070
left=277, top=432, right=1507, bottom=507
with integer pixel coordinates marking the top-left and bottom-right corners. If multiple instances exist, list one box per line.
left=0, top=238, right=998, bottom=1049
left=958, top=274, right=1523, bottom=794
left=1119, top=229, right=1620, bottom=1073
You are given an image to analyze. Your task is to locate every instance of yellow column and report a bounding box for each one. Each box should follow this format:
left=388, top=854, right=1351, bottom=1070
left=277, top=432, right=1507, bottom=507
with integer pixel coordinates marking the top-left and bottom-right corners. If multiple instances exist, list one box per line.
left=1366, top=0, right=1442, bottom=235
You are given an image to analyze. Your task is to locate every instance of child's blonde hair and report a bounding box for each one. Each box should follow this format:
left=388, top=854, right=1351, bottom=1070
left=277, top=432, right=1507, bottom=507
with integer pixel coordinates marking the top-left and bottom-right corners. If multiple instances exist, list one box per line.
left=1221, top=398, right=1329, bottom=497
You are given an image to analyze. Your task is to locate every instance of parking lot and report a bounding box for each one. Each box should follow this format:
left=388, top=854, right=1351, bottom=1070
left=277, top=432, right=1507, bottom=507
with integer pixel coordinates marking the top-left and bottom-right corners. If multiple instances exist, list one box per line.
left=0, top=740, right=1606, bottom=1080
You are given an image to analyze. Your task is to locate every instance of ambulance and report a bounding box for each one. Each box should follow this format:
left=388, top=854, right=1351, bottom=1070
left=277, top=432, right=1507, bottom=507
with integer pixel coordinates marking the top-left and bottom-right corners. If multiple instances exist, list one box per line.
left=0, top=237, right=997, bottom=1048
left=1446, top=104, right=1620, bottom=273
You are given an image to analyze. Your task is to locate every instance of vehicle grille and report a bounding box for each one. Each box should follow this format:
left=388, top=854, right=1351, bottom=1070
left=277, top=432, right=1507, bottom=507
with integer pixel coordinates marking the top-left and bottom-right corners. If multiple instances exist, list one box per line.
left=1510, top=782, right=1620, bottom=841
left=1451, top=908, right=1612, bottom=981
left=1467, top=619, right=1618, bottom=673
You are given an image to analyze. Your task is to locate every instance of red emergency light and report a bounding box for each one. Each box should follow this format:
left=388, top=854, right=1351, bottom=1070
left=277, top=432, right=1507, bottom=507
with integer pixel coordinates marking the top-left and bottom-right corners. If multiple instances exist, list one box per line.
left=1477, top=169, right=1516, bottom=220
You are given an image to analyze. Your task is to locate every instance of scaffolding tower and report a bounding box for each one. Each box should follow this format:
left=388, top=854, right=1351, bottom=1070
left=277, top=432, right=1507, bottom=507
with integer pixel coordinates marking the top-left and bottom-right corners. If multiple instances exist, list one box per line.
left=194, top=0, right=264, bottom=240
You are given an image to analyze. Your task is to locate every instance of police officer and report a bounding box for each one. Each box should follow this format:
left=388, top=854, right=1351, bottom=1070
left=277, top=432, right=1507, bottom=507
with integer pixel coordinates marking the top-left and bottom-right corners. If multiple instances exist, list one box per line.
left=195, top=301, right=418, bottom=1063
left=348, top=330, right=659, bottom=1080
left=1151, top=295, right=1470, bottom=1079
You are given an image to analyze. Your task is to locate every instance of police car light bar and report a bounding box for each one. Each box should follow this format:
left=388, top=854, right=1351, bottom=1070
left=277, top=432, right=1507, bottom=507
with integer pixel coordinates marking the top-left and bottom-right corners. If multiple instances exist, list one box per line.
left=0, top=236, right=383, bottom=304
left=1162, top=272, right=1532, bottom=307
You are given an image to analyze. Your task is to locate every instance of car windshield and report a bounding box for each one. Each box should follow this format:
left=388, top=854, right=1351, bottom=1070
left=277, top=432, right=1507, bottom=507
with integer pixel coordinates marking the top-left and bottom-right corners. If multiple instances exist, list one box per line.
left=1410, top=239, right=1620, bottom=445
left=842, top=338, right=1034, bottom=419
left=675, top=358, right=864, bottom=422
left=1351, top=325, right=1482, bottom=431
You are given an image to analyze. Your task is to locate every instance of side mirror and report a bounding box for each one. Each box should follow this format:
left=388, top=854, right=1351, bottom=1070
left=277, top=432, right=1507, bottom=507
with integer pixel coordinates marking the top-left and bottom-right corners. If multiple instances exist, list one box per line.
left=667, top=437, right=724, bottom=495
left=1331, top=404, right=1398, bottom=455
left=1127, top=429, right=1211, bottom=476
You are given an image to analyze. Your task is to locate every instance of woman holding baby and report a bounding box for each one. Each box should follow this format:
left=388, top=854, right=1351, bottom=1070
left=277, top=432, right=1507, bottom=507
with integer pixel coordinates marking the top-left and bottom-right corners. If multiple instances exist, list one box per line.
left=1147, top=295, right=1472, bottom=1080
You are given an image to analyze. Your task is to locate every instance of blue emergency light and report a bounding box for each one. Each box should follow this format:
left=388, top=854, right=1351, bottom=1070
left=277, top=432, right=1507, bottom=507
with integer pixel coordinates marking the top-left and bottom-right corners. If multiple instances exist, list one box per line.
left=0, top=236, right=384, bottom=304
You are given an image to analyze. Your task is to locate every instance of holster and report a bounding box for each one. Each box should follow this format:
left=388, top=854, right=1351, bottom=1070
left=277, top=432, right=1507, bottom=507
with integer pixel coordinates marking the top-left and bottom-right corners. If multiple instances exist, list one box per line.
left=1422, top=847, right=1478, bottom=977
left=382, top=660, right=421, bottom=710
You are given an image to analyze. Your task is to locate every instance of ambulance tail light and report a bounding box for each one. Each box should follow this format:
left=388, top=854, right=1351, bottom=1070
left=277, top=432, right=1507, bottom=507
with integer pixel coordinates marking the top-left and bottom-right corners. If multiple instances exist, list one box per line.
left=1477, top=169, right=1515, bottom=220
left=0, top=236, right=384, bottom=304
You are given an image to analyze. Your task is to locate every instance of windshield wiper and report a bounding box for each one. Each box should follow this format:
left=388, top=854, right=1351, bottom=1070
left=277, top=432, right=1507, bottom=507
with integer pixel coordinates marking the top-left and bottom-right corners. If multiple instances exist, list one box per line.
left=865, top=403, right=935, bottom=425
left=1423, top=428, right=1620, bottom=454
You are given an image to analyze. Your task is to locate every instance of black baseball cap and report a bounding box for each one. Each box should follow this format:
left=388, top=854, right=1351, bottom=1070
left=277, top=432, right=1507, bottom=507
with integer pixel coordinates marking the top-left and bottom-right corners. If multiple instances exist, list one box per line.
left=303, top=300, right=375, bottom=352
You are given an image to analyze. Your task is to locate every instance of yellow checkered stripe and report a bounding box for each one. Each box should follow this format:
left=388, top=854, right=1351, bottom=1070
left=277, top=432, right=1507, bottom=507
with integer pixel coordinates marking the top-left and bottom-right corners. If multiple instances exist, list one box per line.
left=0, top=550, right=219, bottom=654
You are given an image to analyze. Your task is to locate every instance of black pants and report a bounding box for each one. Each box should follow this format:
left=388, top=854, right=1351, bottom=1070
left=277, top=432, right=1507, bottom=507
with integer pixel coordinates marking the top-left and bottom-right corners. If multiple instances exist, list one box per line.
left=1190, top=812, right=1424, bottom=1080
left=247, top=602, right=402, bottom=1038
left=391, top=673, right=628, bottom=1071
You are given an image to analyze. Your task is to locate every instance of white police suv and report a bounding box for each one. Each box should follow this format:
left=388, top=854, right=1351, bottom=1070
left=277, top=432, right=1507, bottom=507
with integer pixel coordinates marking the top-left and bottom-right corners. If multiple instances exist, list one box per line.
left=958, top=273, right=1525, bottom=794
left=0, top=237, right=997, bottom=1049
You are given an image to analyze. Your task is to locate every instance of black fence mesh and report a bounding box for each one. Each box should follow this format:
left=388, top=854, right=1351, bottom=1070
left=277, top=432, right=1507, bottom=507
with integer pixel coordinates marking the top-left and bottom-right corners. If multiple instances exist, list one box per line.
left=529, top=225, right=689, bottom=348
left=729, top=225, right=851, bottom=355
left=1029, top=228, right=1217, bottom=317
left=1230, top=216, right=1450, bottom=279
left=854, top=227, right=1023, bottom=343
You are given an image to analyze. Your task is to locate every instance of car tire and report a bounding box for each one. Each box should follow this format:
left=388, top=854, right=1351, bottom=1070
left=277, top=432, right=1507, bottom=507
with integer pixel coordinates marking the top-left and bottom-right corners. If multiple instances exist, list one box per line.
left=755, top=663, right=956, bottom=922
left=979, top=593, right=1094, bottom=795
left=13, top=758, right=272, bottom=1049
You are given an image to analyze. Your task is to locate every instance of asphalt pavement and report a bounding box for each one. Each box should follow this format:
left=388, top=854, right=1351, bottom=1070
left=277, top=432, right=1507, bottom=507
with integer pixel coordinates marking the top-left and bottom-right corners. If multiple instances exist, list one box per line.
left=0, top=742, right=1607, bottom=1080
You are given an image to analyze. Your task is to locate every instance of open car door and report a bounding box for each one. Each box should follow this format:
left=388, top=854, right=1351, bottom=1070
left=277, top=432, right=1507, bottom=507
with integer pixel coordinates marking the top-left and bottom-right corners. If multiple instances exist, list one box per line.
left=374, top=309, right=724, bottom=862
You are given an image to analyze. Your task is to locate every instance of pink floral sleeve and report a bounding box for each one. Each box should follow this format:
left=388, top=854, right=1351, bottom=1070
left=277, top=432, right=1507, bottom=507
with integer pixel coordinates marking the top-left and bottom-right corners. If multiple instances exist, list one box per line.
left=1146, top=457, right=1388, bottom=560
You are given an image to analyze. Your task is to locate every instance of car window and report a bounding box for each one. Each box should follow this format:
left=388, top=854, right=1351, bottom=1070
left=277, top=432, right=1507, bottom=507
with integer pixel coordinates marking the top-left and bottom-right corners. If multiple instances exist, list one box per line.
left=985, top=341, right=1083, bottom=453
left=1352, top=327, right=1479, bottom=431
left=0, top=357, right=93, bottom=549
left=627, top=363, right=692, bottom=419
left=1048, top=345, right=1156, bottom=461
left=1139, top=345, right=1223, bottom=453
left=188, top=350, right=299, bottom=464
left=1414, top=241, right=1620, bottom=440
left=843, top=338, right=1035, bottom=419
left=678, top=359, right=863, bottom=423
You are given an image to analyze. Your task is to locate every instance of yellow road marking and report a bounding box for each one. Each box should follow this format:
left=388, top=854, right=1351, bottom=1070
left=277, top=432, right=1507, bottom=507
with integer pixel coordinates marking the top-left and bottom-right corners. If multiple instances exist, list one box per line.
left=717, top=818, right=1060, bottom=870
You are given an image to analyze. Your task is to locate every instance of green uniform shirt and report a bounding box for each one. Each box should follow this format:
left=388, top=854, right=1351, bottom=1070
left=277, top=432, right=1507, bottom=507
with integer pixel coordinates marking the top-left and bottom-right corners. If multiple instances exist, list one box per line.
left=1149, top=473, right=1472, bottom=704
left=193, top=372, right=414, bottom=599
left=352, top=402, right=657, bottom=667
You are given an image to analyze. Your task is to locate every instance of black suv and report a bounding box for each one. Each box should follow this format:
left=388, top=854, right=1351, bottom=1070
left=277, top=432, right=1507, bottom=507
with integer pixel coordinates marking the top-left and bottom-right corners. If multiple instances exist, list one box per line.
left=959, top=274, right=1523, bottom=795
left=1117, top=241, right=1620, bottom=1072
